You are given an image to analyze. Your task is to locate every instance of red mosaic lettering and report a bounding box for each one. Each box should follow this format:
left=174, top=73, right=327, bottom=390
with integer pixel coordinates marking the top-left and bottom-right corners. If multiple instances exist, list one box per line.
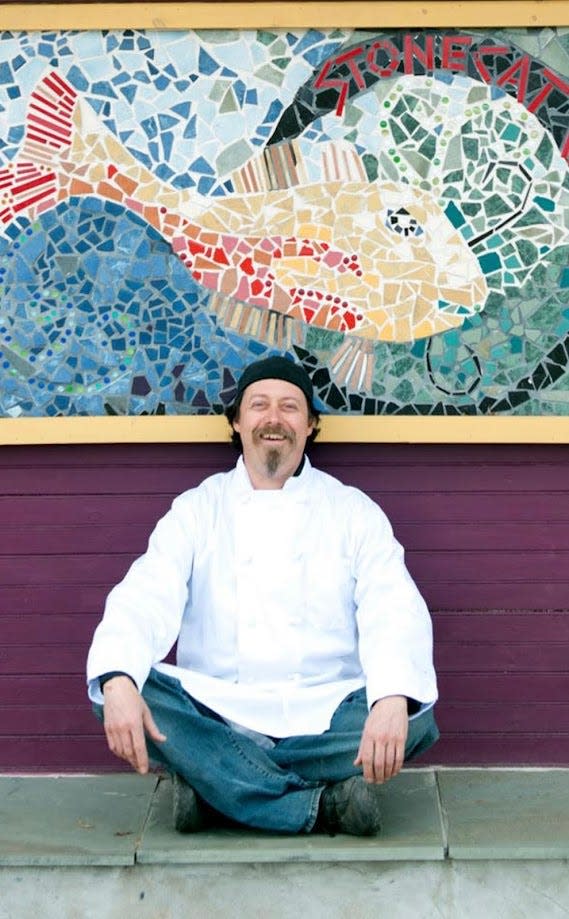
left=335, top=48, right=367, bottom=90
left=441, top=35, right=472, bottom=72
left=527, top=67, right=569, bottom=117
left=560, top=129, right=569, bottom=163
left=315, top=48, right=365, bottom=117
left=542, top=67, right=569, bottom=94
left=472, top=45, right=510, bottom=83
left=403, top=33, right=434, bottom=73
left=367, top=40, right=400, bottom=78
left=526, top=82, right=555, bottom=114
left=496, top=55, right=531, bottom=105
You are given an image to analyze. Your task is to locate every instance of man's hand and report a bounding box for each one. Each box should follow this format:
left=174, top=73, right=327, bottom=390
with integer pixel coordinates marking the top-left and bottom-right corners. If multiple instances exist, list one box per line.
left=354, top=694, right=408, bottom=784
left=102, top=676, right=166, bottom=774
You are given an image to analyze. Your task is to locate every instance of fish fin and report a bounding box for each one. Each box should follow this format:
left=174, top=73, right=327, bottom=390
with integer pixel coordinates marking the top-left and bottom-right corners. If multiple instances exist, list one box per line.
left=0, top=71, right=79, bottom=230
left=318, top=139, right=368, bottom=184
left=209, top=291, right=302, bottom=350
left=230, top=140, right=306, bottom=193
left=230, top=137, right=367, bottom=193
left=329, top=338, right=375, bottom=391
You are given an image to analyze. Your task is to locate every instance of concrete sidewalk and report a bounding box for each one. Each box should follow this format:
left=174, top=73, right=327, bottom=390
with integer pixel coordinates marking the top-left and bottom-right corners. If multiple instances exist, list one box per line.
left=1, top=768, right=568, bottom=918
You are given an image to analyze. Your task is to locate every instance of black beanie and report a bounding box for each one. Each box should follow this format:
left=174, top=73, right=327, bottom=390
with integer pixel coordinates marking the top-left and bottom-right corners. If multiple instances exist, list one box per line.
left=236, top=356, right=314, bottom=407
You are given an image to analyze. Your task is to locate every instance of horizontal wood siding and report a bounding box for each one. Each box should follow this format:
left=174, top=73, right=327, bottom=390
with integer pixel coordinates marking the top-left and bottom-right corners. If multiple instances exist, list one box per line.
left=0, top=442, right=568, bottom=772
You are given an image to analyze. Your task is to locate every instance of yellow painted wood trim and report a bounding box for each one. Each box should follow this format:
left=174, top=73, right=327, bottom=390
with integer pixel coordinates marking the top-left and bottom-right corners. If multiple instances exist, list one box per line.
left=5, top=2, right=569, bottom=31
left=1, top=415, right=569, bottom=445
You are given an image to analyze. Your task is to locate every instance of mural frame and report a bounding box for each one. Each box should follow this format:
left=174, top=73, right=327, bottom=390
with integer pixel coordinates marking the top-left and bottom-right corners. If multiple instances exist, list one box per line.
left=2, top=1, right=569, bottom=445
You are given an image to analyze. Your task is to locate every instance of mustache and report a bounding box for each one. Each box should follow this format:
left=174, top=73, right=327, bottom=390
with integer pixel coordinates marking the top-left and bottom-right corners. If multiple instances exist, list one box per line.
left=253, top=424, right=294, bottom=442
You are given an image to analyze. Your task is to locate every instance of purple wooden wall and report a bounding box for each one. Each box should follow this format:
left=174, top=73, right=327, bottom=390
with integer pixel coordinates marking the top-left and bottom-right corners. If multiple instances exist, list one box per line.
left=1, top=441, right=568, bottom=772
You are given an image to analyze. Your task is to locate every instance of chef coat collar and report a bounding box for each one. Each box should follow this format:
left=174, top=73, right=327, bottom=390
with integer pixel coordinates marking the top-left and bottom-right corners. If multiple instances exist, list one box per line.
left=234, top=454, right=312, bottom=496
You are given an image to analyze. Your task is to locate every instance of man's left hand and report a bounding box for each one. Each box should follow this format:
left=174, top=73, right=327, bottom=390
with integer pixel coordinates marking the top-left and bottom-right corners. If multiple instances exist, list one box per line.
left=354, top=694, right=408, bottom=784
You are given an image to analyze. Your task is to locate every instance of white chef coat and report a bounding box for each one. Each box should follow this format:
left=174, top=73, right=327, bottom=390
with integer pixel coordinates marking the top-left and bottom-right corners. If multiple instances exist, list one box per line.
left=87, top=455, right=437, bottom=737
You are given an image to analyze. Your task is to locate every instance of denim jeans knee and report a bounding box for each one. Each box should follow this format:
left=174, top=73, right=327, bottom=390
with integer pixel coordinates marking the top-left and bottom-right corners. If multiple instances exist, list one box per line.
left=406, top=706, right=439, bottom=761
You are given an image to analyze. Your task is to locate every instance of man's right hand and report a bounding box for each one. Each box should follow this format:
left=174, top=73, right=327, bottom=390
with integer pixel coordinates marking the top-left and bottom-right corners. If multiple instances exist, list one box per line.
left=102, top=676, right=166, bottom=774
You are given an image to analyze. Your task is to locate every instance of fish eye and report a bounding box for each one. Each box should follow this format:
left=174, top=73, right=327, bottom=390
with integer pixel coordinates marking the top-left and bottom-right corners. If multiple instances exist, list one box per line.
left=385, top=207, right=423, bottom=238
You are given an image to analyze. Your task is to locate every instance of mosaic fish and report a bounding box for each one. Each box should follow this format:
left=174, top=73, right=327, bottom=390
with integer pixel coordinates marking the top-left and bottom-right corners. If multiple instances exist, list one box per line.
left=0, top=72, right=488, bottom=390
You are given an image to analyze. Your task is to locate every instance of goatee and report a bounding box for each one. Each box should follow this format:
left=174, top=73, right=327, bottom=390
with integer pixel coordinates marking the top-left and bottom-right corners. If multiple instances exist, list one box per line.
left=265, top=449, right=282, bottom=476
left=254, top=425, right=295, bottom=477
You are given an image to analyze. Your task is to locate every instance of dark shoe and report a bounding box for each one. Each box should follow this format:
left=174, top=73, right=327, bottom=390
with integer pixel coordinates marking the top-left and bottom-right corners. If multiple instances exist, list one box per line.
left=318, top=776, right=382, bottom=837
left=172, top=773, right=208, bottom=832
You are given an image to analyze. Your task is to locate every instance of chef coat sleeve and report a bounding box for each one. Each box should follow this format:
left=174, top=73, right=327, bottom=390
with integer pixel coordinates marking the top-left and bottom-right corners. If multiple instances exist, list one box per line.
left=350, top=491, right=437, bottom=711
left=86, top=491, right=196, bottom=702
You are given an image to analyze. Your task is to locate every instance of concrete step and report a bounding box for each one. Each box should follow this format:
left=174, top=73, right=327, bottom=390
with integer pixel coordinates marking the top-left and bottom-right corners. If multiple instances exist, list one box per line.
left=1, top=768, right=568, bottom=918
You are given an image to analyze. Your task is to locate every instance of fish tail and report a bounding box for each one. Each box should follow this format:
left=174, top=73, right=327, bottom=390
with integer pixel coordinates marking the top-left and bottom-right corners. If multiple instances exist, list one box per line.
left=22, top=71, right=78, bottom=163
left=330, top=338, right=375, bottom=391
left=2, top=70, right=198, bottom=242
left=210, top=291, right=302, bottom=349
left=0, top=71, right=79, bottom=230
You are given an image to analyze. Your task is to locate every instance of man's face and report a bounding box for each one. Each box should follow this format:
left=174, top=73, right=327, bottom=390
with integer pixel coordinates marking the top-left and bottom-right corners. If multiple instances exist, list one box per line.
left=233, top=378, right=314, bottom=488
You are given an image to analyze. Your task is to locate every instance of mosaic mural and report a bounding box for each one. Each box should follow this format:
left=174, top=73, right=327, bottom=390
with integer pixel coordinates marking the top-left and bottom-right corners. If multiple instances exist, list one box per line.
left=1, top=27, right=569, bottom=417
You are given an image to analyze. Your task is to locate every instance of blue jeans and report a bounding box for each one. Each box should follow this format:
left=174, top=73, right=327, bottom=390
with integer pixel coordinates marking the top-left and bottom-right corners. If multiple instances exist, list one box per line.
left=95, top=668, right=439, bottom=833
